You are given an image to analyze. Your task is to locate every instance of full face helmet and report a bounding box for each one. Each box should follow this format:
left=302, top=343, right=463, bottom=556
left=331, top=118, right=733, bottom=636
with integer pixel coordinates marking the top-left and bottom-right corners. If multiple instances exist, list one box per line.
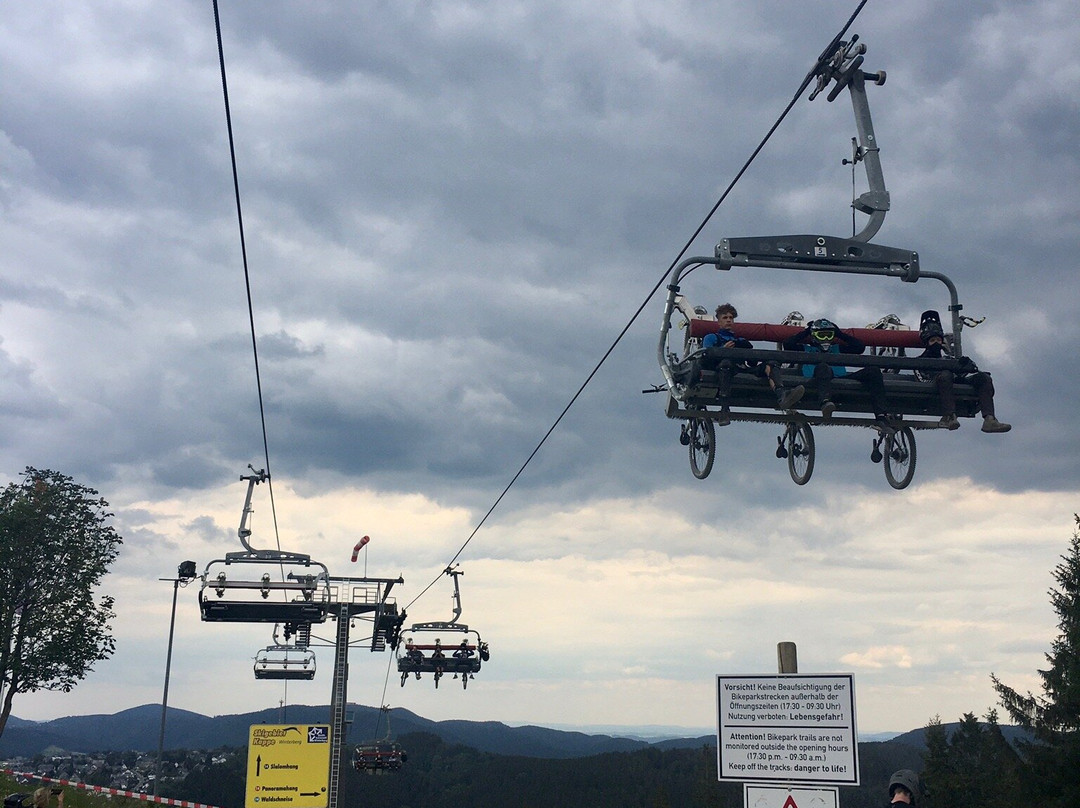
left=919, top=310, right=944, bottom=345
left=808, top=318, right=837, bottom=346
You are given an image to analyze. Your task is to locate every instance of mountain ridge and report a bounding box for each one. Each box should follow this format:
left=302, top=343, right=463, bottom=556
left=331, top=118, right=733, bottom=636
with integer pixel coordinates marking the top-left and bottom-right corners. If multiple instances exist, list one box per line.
left=0, top=704, right=669, bottom=759
left=0, top=704, right=1024, bottom=761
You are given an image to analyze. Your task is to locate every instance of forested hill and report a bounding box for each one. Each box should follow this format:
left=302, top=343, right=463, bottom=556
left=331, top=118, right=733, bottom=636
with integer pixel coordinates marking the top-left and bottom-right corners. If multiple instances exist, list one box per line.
left=180, top=732, right=925, bottom=808
left=0, top=704, right=703, bottom=758
left=6, top=706, right=1020, bottom=808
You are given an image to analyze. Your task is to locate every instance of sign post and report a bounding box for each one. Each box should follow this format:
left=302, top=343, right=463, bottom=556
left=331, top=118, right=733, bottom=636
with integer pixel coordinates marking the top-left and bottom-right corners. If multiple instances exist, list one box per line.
left=716, top=673, right=859, bottom=786
left=245, top=724, right=331, bottom=808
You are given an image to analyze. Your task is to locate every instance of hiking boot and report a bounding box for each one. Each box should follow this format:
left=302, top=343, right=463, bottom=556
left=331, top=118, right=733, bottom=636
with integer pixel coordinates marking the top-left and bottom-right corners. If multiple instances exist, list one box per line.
left=820, top=399, right=836, bottom=419
left=776, top=384, right=805, bottom=410
left=981, top=415, right=1012, bottom=433
left=939, top=413, right=960, bottom=430
left=715, top=406, right=731, bottom=426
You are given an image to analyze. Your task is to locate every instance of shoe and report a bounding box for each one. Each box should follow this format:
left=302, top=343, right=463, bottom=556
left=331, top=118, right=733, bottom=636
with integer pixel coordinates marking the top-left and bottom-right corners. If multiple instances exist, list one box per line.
left=820, top=399, right=836, bottom=419
left=715, top=406, right=731, bottom=426
left=982, top=415, right=1012, bottom=433
left=939, top=413, right=960, bottom=430
left=872, top=414, right=891, bottom=430
left=776, top=384, right=805, bottom=410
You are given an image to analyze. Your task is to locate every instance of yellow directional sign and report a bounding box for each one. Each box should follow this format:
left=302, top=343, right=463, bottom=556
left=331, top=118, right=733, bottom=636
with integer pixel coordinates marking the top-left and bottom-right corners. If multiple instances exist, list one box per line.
left=245, top=724, right=331, bottom=808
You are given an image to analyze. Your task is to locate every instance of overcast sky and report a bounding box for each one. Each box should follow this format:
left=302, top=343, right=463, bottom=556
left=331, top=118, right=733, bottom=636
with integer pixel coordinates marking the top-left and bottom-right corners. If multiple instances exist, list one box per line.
left=2, top=0, right=1078, bottom=739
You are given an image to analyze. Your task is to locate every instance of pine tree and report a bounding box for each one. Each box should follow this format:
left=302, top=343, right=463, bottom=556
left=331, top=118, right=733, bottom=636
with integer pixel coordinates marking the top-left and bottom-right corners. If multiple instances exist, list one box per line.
left=921, top=716, right=952, bottom=807
left=992, top=514, right=1080, bottom=806
left=920, top=711, right=1023, bottom=808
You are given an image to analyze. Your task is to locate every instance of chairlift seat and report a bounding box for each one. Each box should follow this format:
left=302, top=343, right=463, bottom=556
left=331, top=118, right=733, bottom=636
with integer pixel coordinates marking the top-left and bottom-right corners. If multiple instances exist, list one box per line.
left=397, top=656, right=481, bottom=675
left=672, top=321, right=987, bottom=421
left=674, top=365, right=983, bottom=421
left=200, top=595, right=329, bottom=623
left=199, top=558, right=331, bottom=623
left=254, top=666, right=315, bottom=680
left=354, top=742, right=406, bottom=772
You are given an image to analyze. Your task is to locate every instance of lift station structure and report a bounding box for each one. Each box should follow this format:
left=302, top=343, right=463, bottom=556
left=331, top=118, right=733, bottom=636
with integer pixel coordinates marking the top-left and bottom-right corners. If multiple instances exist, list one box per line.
left=198, top=469, right=406, bottom=808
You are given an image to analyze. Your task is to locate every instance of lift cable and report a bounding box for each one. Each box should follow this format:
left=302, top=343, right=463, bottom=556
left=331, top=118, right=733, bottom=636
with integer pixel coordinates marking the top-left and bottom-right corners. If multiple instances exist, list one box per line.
left=404, top=0, right=872, bottom=612
left=211, top=0, right=868, bottom=611
left=375, top=663, right=394, bottom=738
left=212, top=0, right=282, bottom=552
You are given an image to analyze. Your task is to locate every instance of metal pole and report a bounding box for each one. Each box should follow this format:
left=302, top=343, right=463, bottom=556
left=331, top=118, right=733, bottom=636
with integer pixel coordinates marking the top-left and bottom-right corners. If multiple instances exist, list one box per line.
left=154, top=577, right=181, bottom=797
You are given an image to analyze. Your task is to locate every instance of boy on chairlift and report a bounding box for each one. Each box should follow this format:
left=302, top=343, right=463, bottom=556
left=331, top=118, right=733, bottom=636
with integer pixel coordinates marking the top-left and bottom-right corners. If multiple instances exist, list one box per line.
left=702, top=303, right=805, bottom=422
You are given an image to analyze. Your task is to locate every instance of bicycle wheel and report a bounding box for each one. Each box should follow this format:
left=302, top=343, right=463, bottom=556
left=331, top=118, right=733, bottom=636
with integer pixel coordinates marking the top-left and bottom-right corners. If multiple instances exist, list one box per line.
left=884, top=425, right=917, bottom=489
left=688, top=417, right=716, bottom=479
left=785, top=421, right=815, bottom=485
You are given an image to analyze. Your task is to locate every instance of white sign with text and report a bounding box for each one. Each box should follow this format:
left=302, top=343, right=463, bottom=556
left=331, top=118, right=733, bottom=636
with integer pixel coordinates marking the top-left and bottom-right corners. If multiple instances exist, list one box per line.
left=717, top=674, right=859, bottom=785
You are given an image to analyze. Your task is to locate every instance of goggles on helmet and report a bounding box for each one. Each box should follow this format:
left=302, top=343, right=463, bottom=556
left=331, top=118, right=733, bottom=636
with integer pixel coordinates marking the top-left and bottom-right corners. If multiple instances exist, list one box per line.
left=811, top=329, right=836, bottom=343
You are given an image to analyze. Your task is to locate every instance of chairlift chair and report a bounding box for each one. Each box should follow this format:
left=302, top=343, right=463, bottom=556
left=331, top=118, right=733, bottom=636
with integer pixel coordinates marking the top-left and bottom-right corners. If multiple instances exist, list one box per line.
left=395, top=567, right=490, bottom=689
left=354, top=706, right=407, bottom=774
left=253, top=645, right=317, bottom=680
left=199, top=469, right=333, bottom=621
left=651, top=39, right=1002, bottom=491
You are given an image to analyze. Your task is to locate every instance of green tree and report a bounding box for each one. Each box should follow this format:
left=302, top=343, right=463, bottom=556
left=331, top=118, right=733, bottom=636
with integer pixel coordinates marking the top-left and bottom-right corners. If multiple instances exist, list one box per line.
left=0, top=467, right=122, bottom=738
left=992, top=514, right=1080, bottom=806
left=921, top=712, right=1023, bottom=808
left=921, top=715, right=952, bottom=803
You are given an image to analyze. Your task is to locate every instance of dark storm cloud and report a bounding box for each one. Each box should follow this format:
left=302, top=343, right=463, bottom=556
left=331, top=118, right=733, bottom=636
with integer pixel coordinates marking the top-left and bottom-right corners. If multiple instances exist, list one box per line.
left=1, top=0, right=1076, bottom=513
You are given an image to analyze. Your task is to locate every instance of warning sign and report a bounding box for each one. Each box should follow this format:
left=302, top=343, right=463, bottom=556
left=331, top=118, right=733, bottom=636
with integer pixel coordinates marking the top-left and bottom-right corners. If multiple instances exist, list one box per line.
left=744, top=784, right=838, bottom=808
left=716, top=674, right=859, bottom=785
left=245, top=724, right=331, bottom=808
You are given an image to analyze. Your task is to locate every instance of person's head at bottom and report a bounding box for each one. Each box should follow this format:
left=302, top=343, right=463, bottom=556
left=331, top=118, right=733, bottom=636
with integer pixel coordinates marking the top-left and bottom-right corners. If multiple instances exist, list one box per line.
left=888, top=769, right=921, bottom=804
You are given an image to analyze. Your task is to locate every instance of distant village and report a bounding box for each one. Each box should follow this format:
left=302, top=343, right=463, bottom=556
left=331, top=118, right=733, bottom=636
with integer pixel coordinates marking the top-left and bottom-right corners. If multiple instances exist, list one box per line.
left=2, top=749, right=232, bottom=796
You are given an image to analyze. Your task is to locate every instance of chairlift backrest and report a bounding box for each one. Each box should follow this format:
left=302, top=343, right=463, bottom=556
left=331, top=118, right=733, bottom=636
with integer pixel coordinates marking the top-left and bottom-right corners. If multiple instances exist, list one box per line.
left=199, top=555, right=331, bottom=624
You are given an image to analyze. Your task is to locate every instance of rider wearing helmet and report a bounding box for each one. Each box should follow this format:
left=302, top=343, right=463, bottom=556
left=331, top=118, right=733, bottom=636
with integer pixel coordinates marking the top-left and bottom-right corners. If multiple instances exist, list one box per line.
left=783, top=317, right=888, bottom=421
left=888, top=769, right=921, bottom=805
left=916, top=310, right=1010, bottom=433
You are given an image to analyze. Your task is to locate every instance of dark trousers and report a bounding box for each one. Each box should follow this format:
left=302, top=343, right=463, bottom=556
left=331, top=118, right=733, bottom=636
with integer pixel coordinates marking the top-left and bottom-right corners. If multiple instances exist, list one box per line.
left=811, top=363, right=888, bottom=415
left=716, top=358, right=775, bottom=398
left=934, top=371, right=996, bottom=417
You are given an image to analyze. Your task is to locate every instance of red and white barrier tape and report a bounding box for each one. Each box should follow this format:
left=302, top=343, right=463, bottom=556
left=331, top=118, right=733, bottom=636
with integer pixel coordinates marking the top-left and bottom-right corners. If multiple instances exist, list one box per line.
left=1, top=770, right=224, bottom=808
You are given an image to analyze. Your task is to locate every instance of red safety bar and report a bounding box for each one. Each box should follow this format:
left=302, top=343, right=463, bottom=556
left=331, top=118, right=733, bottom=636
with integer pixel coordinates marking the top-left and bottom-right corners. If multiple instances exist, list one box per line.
left=687, top=320, right=923, bottom=348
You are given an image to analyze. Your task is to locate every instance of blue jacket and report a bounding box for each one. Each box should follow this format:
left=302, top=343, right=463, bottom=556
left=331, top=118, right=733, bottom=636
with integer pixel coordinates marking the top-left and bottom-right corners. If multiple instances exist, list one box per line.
left=702, top=328, right=753, bottom=349
left=782, top=327, right=865, bottom=377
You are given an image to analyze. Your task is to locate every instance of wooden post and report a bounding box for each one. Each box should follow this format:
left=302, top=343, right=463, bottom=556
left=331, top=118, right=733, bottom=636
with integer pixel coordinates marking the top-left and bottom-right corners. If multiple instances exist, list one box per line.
left=777, top=641, right=798, bottom=674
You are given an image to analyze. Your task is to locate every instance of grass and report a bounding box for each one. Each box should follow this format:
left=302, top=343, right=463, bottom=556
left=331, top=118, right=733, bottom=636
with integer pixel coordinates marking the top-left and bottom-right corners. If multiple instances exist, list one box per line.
left=0, top=772, right=176, bottom=808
